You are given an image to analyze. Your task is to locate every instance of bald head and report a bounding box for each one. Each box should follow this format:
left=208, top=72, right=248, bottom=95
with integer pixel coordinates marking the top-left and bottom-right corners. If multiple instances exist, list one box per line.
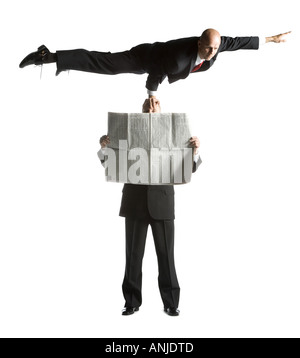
left=198, top=28, right=221, bottom=61
left=200, top=28, right=221, bottom=43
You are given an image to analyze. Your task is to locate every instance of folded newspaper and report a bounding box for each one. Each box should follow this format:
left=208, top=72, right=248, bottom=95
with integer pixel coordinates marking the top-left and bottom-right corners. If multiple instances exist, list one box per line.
left=99, top=112, right=194, bottom=185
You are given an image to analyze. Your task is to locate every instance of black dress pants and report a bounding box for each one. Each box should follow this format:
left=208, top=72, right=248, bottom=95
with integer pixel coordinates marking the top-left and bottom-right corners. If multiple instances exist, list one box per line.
left=122, top=216, right=180, bottom=309
left=56, top=46, right=150, bottom=76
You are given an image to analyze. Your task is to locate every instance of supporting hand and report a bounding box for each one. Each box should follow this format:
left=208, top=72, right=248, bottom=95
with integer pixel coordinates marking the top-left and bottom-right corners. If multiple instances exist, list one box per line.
left=142, top=98, right=161, bottom=113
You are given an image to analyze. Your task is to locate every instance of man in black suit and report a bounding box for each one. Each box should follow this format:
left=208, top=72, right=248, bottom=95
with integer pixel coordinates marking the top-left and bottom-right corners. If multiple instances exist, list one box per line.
left=19, top=29, right=291, bottom=96
left=99, top=97, right=202, bottom=316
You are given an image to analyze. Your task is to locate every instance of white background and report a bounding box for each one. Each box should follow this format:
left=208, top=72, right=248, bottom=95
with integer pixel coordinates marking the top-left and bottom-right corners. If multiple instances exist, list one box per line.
left=0, top=0, right=299, bottom=338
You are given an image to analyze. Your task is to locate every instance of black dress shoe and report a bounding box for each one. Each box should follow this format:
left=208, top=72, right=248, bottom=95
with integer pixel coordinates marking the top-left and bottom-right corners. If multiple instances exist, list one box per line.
left=164, top=307, right=180, bottom=316
left=19, top=45, right=50, bottom=68
left=122, top=307, right=139, bottom=316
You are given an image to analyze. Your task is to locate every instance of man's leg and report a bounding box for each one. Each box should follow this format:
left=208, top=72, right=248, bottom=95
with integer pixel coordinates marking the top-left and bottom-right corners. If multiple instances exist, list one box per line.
left=19, top=45, right=149, bottom=76
left=122, top=217, right=149, bottom=308
left=56, top=48, right=146, bottom=76
left=150, top=219, right=180, bottom=309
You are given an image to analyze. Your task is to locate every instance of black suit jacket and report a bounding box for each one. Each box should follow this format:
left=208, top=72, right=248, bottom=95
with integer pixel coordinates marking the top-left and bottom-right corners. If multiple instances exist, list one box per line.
left=131, top=35, right=259, bottom=91
left=119, top=184, right=175, bottom=220
left=56, top=36, right=259, bottom=92
left=119, top=156, right=202, bottom=220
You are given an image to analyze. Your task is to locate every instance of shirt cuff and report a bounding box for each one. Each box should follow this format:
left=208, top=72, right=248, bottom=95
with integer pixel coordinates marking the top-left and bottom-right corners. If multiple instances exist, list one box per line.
left=99, top=147, right=107, bottom=163
left=259, top=36, right=266, bottom=48
left=193, top=152, right=200, bottom=163
left=147, top=89, right=157, bottom=96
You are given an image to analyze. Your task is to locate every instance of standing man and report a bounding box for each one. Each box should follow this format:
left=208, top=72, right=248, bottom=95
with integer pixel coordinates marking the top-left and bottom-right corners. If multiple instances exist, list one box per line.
left=99, top=98, right=202, bottom=316
left=19, top=29, right=291, bottom=96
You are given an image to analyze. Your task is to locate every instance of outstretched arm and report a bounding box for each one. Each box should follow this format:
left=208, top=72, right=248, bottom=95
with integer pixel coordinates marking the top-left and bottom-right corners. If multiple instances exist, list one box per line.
left=219, top=31, right=291, bottom=52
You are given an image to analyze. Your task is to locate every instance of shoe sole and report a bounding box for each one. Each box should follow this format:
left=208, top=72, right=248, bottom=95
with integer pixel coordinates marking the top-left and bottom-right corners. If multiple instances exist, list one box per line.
left=122, top=307, right=139, bottom=316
